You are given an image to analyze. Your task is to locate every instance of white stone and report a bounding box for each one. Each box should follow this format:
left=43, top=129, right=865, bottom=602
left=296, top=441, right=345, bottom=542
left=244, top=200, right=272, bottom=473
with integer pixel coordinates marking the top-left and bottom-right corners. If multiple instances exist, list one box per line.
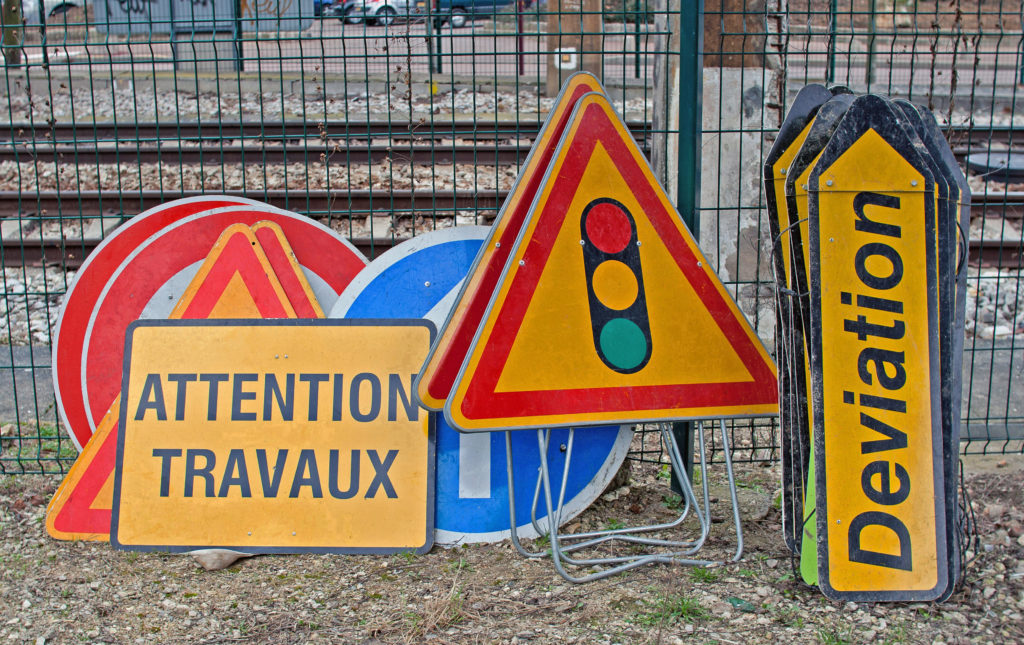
left=190, top=549, right=253, bottom=571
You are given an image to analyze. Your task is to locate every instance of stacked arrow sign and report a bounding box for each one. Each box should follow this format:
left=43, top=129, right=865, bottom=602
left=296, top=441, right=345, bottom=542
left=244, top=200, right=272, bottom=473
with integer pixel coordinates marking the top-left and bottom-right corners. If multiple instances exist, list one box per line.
left=765, top=88, right=973, bottom=602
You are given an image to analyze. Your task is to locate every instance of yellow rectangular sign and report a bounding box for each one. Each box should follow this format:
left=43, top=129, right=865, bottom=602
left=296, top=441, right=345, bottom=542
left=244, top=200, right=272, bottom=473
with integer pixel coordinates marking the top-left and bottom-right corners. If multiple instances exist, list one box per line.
left=810, top=109, right=948, bottom=602
left=112, top=319, right=435, bottom=554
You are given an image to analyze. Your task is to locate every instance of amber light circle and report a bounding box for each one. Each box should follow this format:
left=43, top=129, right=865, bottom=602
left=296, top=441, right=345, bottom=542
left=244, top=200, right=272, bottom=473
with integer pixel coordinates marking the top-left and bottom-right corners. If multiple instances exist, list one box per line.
left=591, top=260, right=639, bottom=310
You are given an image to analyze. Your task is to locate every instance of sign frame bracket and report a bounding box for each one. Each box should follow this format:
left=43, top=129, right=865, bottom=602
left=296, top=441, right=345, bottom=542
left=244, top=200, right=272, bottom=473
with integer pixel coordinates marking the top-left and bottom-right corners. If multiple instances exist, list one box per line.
left=501, top=420, right=744, bottom=583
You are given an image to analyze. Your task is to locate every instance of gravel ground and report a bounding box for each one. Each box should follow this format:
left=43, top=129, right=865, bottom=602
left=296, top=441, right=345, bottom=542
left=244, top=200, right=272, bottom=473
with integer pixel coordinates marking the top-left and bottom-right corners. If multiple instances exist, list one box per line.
left=0, top=455, right=1021, bottom=644
left=6, top=86, right=653, bottom=123
left=0, top=160, right=521, bottom=193
left=2, top=260, right=1021, bottom=352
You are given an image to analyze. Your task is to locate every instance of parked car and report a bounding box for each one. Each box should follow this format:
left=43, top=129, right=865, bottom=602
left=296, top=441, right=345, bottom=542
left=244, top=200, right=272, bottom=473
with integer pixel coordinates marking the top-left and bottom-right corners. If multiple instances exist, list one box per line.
left=341, top=0, right=516, bottom=28
left=336, top=0, right=364, bottom=23
left=20, top=0, right=87, bottom=23
left=434, top=0, right=517, bottom=28
left=345, top=0, right=427, bottom=26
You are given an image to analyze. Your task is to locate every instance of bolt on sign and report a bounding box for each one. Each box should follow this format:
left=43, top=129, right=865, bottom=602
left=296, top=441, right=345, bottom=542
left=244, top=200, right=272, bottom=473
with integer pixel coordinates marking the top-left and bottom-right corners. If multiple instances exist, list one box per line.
left=806, top=93, right=963, bottom=602
left=444, top=91, right=778, bottom=432
left=112, top=320, right=436, bottom=554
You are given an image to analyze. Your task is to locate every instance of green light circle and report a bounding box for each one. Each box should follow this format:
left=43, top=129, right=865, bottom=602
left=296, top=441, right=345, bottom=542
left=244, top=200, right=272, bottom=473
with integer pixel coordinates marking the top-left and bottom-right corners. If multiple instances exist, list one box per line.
left=598, top=318, right=648, bottom=371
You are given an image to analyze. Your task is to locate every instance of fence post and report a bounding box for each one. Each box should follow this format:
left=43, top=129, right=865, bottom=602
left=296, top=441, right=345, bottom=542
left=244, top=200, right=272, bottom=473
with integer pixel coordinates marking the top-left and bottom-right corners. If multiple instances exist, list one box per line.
left=634, top=0, right=642, bottom=78
left=827, top=0, right=836, bottom=83
left=233, top=0, right=243, bottom=72
left=671, top=0, right=703, bottom=487
left=1, top=0, right=22, bottom=66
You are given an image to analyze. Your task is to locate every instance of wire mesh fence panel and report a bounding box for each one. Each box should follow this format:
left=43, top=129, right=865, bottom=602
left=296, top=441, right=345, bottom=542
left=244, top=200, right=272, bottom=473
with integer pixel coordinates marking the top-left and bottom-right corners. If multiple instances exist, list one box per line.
left=0, top=0, right=1020, bottom=473
left=0, top=0, right=676, bottom=473
left=773, top=0, right=1024, bottom=457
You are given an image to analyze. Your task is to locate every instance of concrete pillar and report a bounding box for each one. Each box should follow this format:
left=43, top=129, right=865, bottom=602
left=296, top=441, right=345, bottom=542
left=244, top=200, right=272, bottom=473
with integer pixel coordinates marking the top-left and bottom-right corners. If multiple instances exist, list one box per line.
left=545, top=0, right=602, bottom=97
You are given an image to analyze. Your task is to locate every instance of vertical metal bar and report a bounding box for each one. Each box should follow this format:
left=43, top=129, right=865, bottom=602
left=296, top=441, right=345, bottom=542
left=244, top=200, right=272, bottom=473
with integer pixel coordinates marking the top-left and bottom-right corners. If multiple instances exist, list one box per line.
left=827, top=0, right=836, bottom=83
left=435, top=0, right=443, bottom=74
left=517, top=0, right=525, bottom=75
left=866, top=0, right=877, bottom=87
left=671, top=0, right=703, bottom=488
left=634, top=0, right=641, bottom=78
left=232, top=0, right=243, bottom=72
left=426, top=0, right=437, bottom=73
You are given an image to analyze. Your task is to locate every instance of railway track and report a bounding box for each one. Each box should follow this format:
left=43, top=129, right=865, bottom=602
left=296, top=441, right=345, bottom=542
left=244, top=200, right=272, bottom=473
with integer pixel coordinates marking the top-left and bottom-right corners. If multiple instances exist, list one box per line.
left=0, top=120, right=1021, bottom=270
left=0, top=120, right=1010, bottom=165
left=0, top=120, right=652, bottom=166
left=3, top=189, right=1020, bottom=269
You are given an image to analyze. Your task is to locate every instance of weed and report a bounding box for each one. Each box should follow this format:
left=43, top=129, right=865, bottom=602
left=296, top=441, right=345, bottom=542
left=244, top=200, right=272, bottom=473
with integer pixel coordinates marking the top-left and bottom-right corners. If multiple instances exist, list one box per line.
left=881, top=623, right=909, bottom=644
left=736, top=568, right=757, bottom=578
left=657, top=464, right=671, bottom=481
left=633, top=593, right=706, bottom=626
left=818, top=626, right=852, bottom=645
left=774, top=606, right=803, bottom=628
left=399, top=579, right=469, bottom=640
left=445, top=557, right=473, bottom=573
left=736, top=480, right=765, bottom=494
left=604, top=518, right=625, bottom=531
left=689, top=567, right=719, bottom=583
left=661, top=494, right=684, bottom=511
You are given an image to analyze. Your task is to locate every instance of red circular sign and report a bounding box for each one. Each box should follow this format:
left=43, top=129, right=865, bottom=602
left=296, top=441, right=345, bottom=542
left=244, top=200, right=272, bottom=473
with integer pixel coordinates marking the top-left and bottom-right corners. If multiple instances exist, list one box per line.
left=53, top=197, right=257, bottom=450
left=56, top=201, right=367, bottom=449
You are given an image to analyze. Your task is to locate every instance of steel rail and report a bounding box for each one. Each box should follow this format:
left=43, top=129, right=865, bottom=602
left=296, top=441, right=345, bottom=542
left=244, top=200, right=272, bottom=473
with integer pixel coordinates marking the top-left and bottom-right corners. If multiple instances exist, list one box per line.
left=0, top=120, right=654, bottom=144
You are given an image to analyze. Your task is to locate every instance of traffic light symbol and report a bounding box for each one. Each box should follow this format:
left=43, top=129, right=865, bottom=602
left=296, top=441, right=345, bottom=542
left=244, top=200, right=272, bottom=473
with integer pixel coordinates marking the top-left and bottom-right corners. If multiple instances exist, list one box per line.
left=580, top=198, right=653, bottom=374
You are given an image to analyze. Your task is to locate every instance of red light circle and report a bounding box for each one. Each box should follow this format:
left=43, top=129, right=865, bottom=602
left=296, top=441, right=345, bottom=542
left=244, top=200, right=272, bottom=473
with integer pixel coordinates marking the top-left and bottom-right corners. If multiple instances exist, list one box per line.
left=585, top=202, right=632, bottom=254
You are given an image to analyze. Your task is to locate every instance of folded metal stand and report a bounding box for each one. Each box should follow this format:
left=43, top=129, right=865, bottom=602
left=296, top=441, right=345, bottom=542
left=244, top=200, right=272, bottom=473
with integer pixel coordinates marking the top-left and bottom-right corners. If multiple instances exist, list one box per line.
left=503, top=419, right=744, bottom=583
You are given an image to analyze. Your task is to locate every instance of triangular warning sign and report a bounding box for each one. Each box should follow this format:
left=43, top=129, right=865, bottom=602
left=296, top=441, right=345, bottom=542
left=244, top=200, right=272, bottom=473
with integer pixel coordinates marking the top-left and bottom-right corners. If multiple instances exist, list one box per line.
left=47, top=223, right=323, bottom=541
left=46, top=400, right=120, bottom=540
left=252, top=221, right=325, bottom=318
left=417, top=72, right=605, bottom=411
left=170, top=223, right=297, bottom=320
left=444, top=92, right=778, bottom=431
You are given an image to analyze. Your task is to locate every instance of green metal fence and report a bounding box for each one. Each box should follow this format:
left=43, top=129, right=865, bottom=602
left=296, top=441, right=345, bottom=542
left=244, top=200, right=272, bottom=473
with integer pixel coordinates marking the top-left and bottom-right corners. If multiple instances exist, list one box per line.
left=700, top=0, right=1024, bottom=464
left=0, top=0, right=1020, bottom=473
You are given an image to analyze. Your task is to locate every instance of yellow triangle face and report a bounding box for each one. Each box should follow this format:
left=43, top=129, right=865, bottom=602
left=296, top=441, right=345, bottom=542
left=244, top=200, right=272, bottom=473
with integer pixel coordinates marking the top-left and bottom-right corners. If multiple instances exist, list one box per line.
left=496, top=142, right=754, bottom=393
left=446, top=92, right=778, bottom=431
left=89, top=471, right=115, bottom=510
left=207, top=271, right=266, bottom=318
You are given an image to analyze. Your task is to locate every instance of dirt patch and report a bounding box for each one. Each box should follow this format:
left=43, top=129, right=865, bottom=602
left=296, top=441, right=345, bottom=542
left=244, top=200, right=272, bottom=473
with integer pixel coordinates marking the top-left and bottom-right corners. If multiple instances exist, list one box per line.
left=1, top=455, right=1022, bottom=644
